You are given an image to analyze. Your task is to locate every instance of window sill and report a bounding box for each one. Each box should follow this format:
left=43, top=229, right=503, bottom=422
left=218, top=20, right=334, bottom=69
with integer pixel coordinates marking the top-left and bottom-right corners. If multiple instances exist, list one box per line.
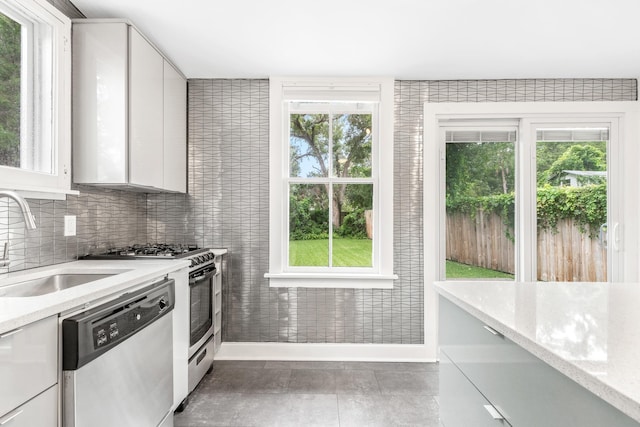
left=265, top=272, right=397, bottom=289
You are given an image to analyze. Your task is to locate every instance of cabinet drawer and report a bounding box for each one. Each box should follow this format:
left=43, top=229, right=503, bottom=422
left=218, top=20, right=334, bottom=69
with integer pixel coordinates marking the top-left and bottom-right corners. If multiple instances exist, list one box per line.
left=439, top=296, right=640, bottom=427
left=215, top=291, right=222, bottom=314
left=440, top=351, right=509, bottom=427
left=215, top=273, right=222, bottom=295
left=439, top=297, right=509, bottom=347
left=214, top=311, right=222, bottom=334
left=0, top=316, right=57, bottom=417
left=213, top=332, right=221, bottom=354
left=0, top=385, right=57, bottom=427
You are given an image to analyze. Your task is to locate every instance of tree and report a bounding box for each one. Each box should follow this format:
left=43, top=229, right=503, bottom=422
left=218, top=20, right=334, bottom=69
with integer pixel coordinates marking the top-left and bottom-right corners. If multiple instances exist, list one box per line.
left=542, top=144, right=606, bottom=186
left=290, top=112, right=372, bottom=229
left=446, top=141, right=514, bottom=200
left=536, top=141, right=606, bottom=185
left=0, top=14, right=21, bottom=168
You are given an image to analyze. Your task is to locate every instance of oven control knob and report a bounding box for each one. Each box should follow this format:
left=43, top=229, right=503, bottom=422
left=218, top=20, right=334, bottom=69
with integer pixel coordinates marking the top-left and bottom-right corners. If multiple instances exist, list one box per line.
left=190, top=258, right=197, bottom=267
left=158, top=298, right=168, bottom=310
left=198, top=255, right=206, bottom=263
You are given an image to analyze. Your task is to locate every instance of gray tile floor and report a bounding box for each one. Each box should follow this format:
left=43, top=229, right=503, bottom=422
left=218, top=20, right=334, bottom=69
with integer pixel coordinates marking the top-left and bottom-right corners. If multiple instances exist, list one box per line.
left=174, top=360, right=441, bottom=427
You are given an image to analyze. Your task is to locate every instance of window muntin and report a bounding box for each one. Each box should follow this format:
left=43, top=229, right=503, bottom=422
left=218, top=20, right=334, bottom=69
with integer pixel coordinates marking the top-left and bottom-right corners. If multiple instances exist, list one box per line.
left=287, top=102, right=375, bottom=270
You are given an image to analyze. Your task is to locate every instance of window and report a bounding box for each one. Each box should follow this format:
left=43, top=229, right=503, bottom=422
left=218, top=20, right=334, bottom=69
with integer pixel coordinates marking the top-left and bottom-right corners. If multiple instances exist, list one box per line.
left=444, top=127, right=517, bottom=280
left=0, top=0, right=72, bottom=197
left=424, top=102, right=640, bottom=285
left=267, top=77, right=396, bottom=288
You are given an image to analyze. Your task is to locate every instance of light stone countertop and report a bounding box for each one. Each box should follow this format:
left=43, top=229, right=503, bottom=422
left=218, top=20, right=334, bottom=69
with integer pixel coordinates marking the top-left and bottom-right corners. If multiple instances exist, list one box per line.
left=0, top=259, right=190, bottom=334
left=435, top=281, right=640, bottom=423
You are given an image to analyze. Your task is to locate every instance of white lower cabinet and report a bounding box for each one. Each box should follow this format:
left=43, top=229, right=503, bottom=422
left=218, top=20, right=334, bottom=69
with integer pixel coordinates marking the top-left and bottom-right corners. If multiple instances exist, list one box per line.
left=170, top=268, right=190, bottom=411
left=0, top=316, right=57, bottom=421
left=0, top=385, right=57, bottom=427
left=213, top=254, right=223, bottom=355
left=439, top=297, right=639, bottom=427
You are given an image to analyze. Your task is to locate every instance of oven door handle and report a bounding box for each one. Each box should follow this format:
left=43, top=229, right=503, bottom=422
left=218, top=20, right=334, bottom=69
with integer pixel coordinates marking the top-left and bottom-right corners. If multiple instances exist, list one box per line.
left=189, top=269, right=215, bottom=285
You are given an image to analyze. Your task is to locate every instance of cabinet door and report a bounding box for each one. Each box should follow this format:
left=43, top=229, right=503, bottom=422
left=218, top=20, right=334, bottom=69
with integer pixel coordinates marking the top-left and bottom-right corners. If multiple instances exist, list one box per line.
left=163, top=60, right=187, bottom=193
left=440, top=351, right=508, bottom=427
left=0, top=316, right=57, bottom=417
left=72, top=22, right=128, bottom=184
left=0, top=385, right=57, bottom=427
left=129, top=27, right=164, bottom=189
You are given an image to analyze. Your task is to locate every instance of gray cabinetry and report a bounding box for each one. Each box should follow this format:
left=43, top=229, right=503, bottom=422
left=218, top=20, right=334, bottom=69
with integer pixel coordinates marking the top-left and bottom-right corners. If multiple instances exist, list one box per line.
left=439, top=297, right=639, bottom=427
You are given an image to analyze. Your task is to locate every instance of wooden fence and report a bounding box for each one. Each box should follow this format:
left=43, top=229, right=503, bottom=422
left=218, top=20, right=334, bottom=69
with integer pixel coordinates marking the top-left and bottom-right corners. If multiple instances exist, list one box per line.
left=446, top=211, right=607, bottom=281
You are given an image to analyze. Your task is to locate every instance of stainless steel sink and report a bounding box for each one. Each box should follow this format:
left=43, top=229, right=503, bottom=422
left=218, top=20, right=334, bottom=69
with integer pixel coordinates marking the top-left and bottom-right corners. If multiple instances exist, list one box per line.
left=0, top=273, right=116, bottom=297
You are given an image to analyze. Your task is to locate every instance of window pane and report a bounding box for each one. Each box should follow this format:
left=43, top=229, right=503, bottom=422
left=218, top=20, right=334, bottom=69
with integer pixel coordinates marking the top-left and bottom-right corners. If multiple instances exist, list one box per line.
left=0, top=12, right=21, bottom=169
left=445, top=134, right=515, bottom=280
left=332, top=183, right=373, bottom=267
left=332, top=113, right=372, bottom=178
left=536, top=128, right=608, bottom=281
left=289, top=113, right=329, bottom=178
left=289, top=183, right=329, bottom=266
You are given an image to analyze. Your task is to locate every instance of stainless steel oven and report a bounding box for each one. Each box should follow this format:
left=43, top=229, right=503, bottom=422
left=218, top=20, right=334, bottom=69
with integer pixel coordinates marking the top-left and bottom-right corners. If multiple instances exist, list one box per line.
left=186, top=258, right=217, bottom=394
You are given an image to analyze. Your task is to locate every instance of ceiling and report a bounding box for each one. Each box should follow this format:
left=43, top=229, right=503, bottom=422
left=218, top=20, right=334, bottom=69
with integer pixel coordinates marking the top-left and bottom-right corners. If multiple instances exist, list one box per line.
left=70, top=0, right=640, bottom=80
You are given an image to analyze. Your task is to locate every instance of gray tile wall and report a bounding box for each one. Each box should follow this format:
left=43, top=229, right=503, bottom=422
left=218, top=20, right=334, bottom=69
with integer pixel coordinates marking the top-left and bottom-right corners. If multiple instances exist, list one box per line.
left=0, top=187, right=147, bottom=272
left=0, top=73, right=636, bottom=344
left=147, top=78, right=636, bottom=344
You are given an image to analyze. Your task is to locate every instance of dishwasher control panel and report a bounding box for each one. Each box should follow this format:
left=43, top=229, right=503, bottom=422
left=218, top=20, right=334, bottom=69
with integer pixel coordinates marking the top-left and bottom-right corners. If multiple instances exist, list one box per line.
left=62, top=278, right=174, bottom=370
left=92, top=295, right=170, bottom=349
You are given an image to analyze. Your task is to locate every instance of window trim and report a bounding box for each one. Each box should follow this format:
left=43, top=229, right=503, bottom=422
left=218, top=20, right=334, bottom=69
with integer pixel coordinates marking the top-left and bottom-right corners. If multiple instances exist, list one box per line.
left=0, top=0, right=75, bottom=198
left=267, top=77, right=396, bottom=288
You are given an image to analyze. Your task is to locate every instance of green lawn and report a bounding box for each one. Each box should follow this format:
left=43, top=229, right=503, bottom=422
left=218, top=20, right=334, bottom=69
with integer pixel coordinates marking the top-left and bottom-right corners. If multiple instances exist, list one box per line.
left=289, top=238, right=372, bottom=267
left=289, top=240, right=512, bottom=277
left=446, top=260, right=514, bottom=279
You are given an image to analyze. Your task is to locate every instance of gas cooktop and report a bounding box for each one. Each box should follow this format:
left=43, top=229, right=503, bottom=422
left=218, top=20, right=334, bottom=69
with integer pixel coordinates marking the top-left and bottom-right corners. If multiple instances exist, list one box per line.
left=85, top=243, right=208, bottom=259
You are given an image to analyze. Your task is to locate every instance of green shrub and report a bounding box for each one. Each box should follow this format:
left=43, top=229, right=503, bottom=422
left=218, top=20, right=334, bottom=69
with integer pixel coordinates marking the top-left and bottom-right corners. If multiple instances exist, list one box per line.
left=446, top=183, right=606, bottom=238
left=336, top=207, right=368, bottom=239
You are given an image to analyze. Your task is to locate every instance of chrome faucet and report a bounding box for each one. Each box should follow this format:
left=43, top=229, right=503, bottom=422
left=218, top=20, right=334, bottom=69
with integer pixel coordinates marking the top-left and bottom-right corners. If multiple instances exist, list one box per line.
left=0, top=190, right=37, bottom=230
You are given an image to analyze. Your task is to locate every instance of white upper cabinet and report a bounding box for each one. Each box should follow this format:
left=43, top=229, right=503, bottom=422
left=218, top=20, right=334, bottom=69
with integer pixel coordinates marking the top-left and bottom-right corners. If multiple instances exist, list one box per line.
left=129, top=26, right=164, bottom=189
left=72, top=20, right=187, bottom=193
left=163, top=60, right=187, bottom=193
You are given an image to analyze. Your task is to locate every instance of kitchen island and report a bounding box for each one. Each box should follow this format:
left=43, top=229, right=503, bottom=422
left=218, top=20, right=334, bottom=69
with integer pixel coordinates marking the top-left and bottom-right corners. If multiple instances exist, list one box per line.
left=435, top=281, right=640, bottom=426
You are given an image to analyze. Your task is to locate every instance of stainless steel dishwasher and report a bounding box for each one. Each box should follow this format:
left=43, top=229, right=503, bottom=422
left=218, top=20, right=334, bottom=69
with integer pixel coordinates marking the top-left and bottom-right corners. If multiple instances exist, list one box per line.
left=62, top=278, right=175, bottom=427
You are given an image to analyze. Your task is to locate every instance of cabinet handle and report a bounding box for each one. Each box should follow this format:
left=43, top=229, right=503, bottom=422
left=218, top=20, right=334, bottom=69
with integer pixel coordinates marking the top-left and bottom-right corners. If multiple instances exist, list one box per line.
left=483, top=405, right=504, bottom=420
left=483, top=325, right=503, bottom=338
left=0, top=409, right=23, bottom=425
left=0, top=328, right=23, bottom=339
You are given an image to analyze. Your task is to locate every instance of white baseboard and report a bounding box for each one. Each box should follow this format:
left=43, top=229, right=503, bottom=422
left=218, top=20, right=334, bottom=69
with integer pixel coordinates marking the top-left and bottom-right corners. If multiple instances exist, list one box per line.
left=215, top=342, right=435, bottom=362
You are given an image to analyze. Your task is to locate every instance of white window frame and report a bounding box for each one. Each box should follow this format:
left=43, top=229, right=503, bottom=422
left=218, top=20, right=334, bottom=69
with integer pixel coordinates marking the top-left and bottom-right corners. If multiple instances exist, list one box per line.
left=0, top=0, right=74, bottom=199
left=266, top=77, right=396, bottom=288
left=423, top=101, right=640, bottom=360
